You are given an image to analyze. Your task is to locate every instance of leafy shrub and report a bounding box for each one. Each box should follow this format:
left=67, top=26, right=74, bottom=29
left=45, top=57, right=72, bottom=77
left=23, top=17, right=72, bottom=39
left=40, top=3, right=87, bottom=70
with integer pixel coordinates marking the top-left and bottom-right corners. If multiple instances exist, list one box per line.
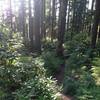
left=96, top=39, right=100, bottom=56
left=63, top=31, right=100, bottom=100
left=41, top=51, right=64, bottom=75
left=63, top=76, right=79, bottom=96
left=65, top=51, right=91, bottom=74
left=63, top=67, right=100, bottom=100
left=77, top=86, right=100, bottom=100
left=15, top=76, right=60, bottom=100
left=91, top=57, right=100, bottom=85
left=0, top=29, right=61, bottom=100
left=0, top=56, right=61, bottom=100
left=64, top=32, right=90, bottom=55
left=42, top=39, right=57, bottom=51
left=92, top=67, right=100, bottom=85
left=76, top=71, right=100, bottom=100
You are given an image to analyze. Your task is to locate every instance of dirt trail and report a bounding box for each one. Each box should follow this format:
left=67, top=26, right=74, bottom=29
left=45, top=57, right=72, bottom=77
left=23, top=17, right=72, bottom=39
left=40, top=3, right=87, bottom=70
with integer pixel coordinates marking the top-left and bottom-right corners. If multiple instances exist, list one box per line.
left=60, top=94, right=73, bottom=100
left=54, top=64, right=73, bottom=100
left=54, top=64, right=65, bottom=84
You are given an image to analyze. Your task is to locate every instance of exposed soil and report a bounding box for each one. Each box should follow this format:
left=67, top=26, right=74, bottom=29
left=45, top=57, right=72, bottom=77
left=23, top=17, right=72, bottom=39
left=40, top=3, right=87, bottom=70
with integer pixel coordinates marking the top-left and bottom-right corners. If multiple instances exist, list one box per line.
left=60, top=94, right=73, bottom=100
left=54, top=64, right=73, bottom=100
left=54, top=64, right=65, bottom=84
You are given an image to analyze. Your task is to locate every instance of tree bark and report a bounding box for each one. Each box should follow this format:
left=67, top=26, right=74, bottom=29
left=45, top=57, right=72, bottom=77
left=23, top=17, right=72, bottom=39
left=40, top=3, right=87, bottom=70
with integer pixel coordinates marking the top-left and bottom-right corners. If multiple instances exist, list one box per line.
left=98, top=27, right=100, bottom=39
left=9, top=0, right=13, bottom=38
left=20, top=0, right=27, bottom=46
left=34, top=0, right=41, bottom=53
left=29, top=0, right=34, bottom=51
left=88, top=0, right=95, bottom=33
left=51, top=0, right=56, bottom=40
left=91, top=0, right=100, bottom=48
left=57, top=0, right=68, bottom=57
left=91, top=0, right=95, bottom=11
left=41, top=0, right=46, bottom=40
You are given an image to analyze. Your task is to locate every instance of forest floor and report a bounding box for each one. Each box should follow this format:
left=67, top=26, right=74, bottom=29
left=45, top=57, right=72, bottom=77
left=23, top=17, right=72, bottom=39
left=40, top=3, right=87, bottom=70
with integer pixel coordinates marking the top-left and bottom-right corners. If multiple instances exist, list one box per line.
left=54, top=64, right=65, bottom=84
left=54, top=64, right=73, bottom=100
left=60, top=94, right=73, bottom=100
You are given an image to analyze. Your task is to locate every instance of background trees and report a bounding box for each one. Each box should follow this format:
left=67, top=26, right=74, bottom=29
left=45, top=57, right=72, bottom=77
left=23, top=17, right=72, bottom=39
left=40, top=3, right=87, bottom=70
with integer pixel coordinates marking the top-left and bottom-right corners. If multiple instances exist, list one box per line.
left=0, top=0, right=100, bottom=99
left=91, top=0, right=100, bottom=48
left=56, top=0, right=68, bottom=57
left=1, top=0, right=99, bottom=53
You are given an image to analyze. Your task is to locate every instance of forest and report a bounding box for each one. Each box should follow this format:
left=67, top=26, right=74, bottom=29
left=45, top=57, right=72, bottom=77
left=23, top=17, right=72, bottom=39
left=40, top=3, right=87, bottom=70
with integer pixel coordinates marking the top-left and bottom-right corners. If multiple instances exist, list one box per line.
left=0, top=0, right=100, bottom=100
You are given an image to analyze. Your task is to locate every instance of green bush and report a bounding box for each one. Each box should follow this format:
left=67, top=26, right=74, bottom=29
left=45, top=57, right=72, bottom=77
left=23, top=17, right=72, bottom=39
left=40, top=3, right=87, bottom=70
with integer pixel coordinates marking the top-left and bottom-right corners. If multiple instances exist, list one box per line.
left=64, top=32, right=90, bottom=55
left=0, top=29, right=61, bottom=100
left=63, top=67, right=100, bottom=100
left=15, top=76, right=60, bottom=100
left=42, top=39, right=57, bottom=51
left=42, top=51, right=64, bottom=75
left=63, top=76, right=79, bottom=96
left=91, top=57, right=100, bottom=85
left=0, top=56, right=61, bottom=100
left=76, top=71, right=100, bottom=100
left=63, top=31, right=100, bottom=100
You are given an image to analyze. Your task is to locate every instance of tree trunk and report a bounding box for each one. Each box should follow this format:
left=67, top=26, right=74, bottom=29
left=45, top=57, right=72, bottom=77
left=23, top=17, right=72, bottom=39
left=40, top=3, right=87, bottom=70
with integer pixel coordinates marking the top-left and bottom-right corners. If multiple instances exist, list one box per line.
left=9, top=0, right=12, bottom=38
left=34, top=0, right=41, bottom=53
left=88, top=0, right=95, bottom=33
left=51, top=0, right=56, bottom=40
left=91, top=0, right=100, bottom=48
left=56, top=0, right=68, bottom=57
left=67, top=1, right=70, bottom=31
left=98, top=27, right=100, bottom=39
left=91, top=0, right=95, bottom=11
left=41, top=0, right=46, bottom=40
left=20, top=0, right=28, bottom=46
left=72, top=0, right=87, bottom=33
left=29, top=0, right=34, bottom=51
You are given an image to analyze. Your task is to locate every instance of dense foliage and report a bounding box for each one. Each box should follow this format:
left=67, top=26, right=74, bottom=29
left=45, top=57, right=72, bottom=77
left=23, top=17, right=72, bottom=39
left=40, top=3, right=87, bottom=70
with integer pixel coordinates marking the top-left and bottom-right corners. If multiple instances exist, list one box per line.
left=0, top=0, right=100, bottom=100
left=0, top=32, right=61, bottom=100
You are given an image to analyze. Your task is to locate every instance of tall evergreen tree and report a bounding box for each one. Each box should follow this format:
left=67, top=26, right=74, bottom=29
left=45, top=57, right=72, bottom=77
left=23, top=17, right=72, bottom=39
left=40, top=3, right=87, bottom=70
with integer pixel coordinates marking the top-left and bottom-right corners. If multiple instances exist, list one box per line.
left=20, top=0, right=28, bottom=46
left=57, top=0, right=68, bottom=57
left=34, top=0, right=41, bottom=53
left=51, top=0, right=56, bottom=40
left=41, top=0, right=46, bottom=40
left=91, top=0, right=100, bottom=48
left=9, top=0, right=12, bottom=38
left=29, top=0, right=34, bottom=51
left=72, top=0, right=87, bottom=33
